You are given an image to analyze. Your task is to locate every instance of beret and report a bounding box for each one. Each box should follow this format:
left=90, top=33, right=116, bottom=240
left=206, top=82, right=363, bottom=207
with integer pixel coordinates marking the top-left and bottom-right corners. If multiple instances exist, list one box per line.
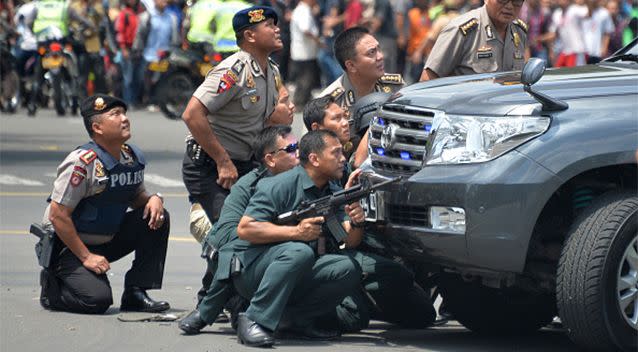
left=232, top=6, right=278, bottom=33
left=80, top=94, right=127, bottom=119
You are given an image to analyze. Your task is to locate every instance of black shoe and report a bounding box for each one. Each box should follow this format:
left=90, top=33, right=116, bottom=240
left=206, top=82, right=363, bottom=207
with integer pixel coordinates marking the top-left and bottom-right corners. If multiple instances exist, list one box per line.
left=120, top=287, right=170, bottom=313
left=277, top=325, right=341, bottom=341
left=39, top=269, right=52, bottom=310
left=237, top=313, right=275, bottom=347
left=226, top=295, right=249, bottom=331
left=179, top=309, right=207, bottom=335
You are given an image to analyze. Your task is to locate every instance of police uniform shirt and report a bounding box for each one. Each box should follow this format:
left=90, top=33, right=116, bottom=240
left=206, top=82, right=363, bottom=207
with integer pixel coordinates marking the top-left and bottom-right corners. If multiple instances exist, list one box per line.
left=425, top=5, right=528, bottom=77
left=42, top=145, right=146, bottom=245
left=192, top=50, right=281, bottom=161
left=319, top=73, right=405, bottom=115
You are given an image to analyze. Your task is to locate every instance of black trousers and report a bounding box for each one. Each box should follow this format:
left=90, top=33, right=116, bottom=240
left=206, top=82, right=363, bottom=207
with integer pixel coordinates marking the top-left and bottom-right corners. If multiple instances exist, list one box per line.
left=44, top=208, right=170, bottom=314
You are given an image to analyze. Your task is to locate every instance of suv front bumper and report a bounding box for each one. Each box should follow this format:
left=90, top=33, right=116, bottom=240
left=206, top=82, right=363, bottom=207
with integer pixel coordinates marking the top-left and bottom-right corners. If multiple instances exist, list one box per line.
left=361, top=149, right=562, bottom=274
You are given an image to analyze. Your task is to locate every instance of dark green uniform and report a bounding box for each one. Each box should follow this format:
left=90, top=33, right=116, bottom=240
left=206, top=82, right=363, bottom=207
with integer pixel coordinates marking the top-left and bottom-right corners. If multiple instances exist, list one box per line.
left=331, top=164, right=436, bottom=331
left=200, top=166, right=360, bottom=332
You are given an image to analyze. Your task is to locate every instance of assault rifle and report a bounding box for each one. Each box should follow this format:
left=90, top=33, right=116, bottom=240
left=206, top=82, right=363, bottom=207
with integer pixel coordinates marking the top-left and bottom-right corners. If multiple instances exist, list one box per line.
left=275, top=176, right=400, bottom=251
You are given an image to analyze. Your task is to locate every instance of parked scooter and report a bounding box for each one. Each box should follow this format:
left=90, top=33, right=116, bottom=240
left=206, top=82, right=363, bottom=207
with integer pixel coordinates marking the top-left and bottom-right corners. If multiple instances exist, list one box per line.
left=28, top=26, right=79, bottom=116
left=147, top=46, right=227, bottom=120
left=0, top=16, right=20, bottom=113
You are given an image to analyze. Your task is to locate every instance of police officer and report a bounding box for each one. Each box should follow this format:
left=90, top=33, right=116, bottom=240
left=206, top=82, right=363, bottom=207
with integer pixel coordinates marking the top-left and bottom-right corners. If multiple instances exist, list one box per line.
left=320, top=26, right=404, bottom=168
left=303, top=96, right=436, bottom=331
left=420, top=0, right=528, bottom=81
left=179, top=125, right=300, bottom=335
left=182, top=5, right=283, bottom=226
left=39, top=94, right=170, bottom=314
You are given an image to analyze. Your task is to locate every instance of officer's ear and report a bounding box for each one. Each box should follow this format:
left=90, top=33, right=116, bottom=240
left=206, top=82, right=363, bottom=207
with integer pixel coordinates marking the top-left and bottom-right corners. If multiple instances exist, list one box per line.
left=345, top=59, right=356, bottom=74
left=310, top=122, right=321, bottom=131
left=91, top=115, right=104, bottom=137
left=263, top=152, right=276, bottom=169
left=308, top=152, right=321, bottom=167
left=243, top=28, right=257, bottom=44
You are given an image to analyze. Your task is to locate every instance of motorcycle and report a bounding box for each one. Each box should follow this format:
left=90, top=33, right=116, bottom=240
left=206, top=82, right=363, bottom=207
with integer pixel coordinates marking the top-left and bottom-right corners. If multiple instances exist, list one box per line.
left=147, top=46, right=226, bottom=120
left=0, top=19, right=20, bottom=113
left=29, top=26, right=79, bottom=116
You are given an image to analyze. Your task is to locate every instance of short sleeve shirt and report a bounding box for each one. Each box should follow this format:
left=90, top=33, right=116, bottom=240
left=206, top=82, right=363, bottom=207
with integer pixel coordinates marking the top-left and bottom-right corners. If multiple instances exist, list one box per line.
left=42, top=145, right=146, bottom=243
left=244, top=165, right=347, bottom=227
left=192, top=50, right=281, bottom=161
left=425, top=5, right=528, bottom=77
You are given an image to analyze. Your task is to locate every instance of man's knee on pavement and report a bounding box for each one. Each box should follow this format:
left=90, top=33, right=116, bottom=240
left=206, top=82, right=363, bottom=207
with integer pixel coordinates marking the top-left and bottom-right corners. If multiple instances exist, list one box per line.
left=61, top=285, right=113, bottom=314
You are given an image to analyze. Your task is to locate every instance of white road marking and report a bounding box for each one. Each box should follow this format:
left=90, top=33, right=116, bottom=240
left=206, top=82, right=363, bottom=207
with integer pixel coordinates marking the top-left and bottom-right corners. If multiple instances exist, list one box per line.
left=144, top=174, right=184, bottom=188
left=0, top=174, right=45, bottom=186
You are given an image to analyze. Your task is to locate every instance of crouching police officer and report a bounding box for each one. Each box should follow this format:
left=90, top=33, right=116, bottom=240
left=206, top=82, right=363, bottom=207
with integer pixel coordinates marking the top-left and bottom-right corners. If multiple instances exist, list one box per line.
left=36, top=94, right=171, bottom=314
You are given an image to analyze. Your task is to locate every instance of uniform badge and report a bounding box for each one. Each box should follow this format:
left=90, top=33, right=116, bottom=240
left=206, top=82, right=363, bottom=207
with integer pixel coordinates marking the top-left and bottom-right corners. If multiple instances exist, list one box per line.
left=343, top=141, right=353, bottom=153
left=274, top=73, right=282, bottom=90
left=95, top=160, right=106, bottom=178
left=459, top=18, right=478, bottom=36
left=250, top=95, right=259, bottom=103
left=231, top=61, right=245, bottom=76
left=70, top=166, right=87, bottom=187
left=94, top=97, right=106, bottom=111
left=513, top=32, right=520, bottom=48
left=217, top=72, right=237, bottom=93
left=477, top=46, right=493, bottom=59
left=246, top=73, right=256, bottom=88
left=514, top=50, right=523, bottom=59
left=330, top=87, right=344, bottom=99
left=382, top=86, right=391, bottom=93
left=248, top=9, right=265, bottom=23
left=250, top=60, right=261, bottom=75
left=79, top=150, right=97, bottom=164
left=347, top=90, right=355, bottom=105
left=485, top=25, right=494, bottom=39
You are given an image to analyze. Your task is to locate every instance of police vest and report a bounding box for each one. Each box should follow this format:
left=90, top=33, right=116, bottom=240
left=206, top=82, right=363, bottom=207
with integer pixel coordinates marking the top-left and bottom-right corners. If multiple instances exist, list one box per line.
left=71, top=141, right=146, bottom=235
left=33, top=0, right=68, bottom=36
left=186, top=0, right=218, bottom=44
left=213, top=0, right=250, bottom=53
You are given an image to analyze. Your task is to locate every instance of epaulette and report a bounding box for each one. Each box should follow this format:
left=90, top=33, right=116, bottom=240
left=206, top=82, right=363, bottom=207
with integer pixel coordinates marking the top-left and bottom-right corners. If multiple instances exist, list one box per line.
left=121, top=144, right=132, bottom=155
left=513, top=18, right=528, bottom=33
left=459, top=18, right=478, bottom=36
left=378, top=73, right=403, bottom=85
left=79, top=149, right=97, bottom=164
left=231, top=60, right=246, bottom=76
left=268, top=57, right=279, bottom=68
left=330, top=87, right=345, bottom=99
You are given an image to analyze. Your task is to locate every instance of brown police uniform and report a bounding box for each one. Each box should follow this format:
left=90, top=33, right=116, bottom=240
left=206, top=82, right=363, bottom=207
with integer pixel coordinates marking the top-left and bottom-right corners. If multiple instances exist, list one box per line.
left=424, top=5, right=528, bottom=77
left=182, top=50, right=282, bottom=222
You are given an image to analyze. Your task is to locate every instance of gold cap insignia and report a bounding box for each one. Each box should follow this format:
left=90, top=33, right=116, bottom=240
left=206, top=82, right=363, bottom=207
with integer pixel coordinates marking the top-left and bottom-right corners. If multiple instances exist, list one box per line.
left=94, top=97, right=106, bottom=111
left=248, top=9, right=265, bottom=23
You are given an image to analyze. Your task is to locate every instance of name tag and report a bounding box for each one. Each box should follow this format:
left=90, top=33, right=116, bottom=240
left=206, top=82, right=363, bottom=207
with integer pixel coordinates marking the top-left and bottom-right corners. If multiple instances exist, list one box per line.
left=478, top=51, right=493, bottom=59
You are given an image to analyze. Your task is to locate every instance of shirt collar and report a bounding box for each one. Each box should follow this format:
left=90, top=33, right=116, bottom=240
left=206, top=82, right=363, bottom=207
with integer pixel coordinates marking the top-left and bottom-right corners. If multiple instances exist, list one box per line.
left=481, top=5, right=504, bottom=43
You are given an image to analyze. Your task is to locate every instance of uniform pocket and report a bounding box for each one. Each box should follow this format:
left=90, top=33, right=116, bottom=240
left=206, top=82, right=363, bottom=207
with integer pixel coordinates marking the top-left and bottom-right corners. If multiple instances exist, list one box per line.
left=471, top=51, right=498, bottom=73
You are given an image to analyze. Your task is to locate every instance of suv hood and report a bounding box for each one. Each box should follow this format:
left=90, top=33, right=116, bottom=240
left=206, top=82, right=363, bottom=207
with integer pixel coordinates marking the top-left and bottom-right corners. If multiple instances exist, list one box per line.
left=392, top=64, right=638, bottom=115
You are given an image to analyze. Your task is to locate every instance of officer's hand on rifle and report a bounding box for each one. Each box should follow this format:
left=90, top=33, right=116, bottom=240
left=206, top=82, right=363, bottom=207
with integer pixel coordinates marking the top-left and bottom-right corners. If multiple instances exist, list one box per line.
left=294, top=216, right=324, bottom=242
left=83, top=253, right=111, bottom=275
left=345, top=169, right=363, bottom=189
left=345, top=202, right=365, bottom=226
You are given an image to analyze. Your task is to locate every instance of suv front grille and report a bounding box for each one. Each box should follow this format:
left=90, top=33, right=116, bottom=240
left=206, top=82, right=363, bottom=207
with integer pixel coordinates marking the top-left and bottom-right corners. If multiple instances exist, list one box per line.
left=387, top=204, right=429, bottom=227
left=368, top=104, right=440, bottom=175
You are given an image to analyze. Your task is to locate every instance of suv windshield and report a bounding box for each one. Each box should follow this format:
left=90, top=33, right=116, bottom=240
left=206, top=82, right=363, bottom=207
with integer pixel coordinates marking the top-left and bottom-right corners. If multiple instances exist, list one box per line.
left=603, top=38, right=638, bottom=63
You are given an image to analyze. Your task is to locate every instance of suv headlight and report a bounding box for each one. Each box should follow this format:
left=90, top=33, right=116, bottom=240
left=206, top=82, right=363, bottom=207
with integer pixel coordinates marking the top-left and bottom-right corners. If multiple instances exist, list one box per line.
left=425, top=114, right=550, bottom=165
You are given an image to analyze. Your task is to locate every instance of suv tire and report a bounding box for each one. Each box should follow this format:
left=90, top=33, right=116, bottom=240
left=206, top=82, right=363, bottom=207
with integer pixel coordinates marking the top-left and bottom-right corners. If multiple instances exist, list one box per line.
left=439, top=274, right=555, bottom=334
left=557, top=191, right=638, bottom=352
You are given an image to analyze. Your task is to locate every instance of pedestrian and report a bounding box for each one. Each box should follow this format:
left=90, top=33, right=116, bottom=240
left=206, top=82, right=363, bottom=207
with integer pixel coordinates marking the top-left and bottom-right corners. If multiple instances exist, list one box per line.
left=115, top=0, right=142, bottom=105
left=181, top=5, right=284, bottom=307
left=420, top=0, right=528, bottom=80
left=37, top=94, right=171, bottom=314
left=549, top=0, right=588, bottom=67
left=290, top=0, right=322, bottom=106
left=321, top=26, right=404, bottom=168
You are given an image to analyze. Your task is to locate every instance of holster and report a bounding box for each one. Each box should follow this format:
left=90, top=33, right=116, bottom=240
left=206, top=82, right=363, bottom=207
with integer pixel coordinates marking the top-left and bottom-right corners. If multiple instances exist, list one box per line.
left=201, top=241, right=218, bottom=262
left=30, top=223, right=57, bottom=269
left=186, top=138, right=214, bottom=166
left=230, top=255, right=242, bottom=277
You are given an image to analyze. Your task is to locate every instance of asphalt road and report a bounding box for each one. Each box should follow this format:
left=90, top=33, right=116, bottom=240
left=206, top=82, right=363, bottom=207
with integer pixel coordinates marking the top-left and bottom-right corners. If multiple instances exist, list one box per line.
left=0, top=108, right=580, bottom=352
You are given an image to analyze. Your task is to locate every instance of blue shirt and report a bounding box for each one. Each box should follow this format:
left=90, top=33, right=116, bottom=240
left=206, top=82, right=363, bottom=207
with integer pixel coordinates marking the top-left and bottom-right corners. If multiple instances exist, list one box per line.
left=143, top=10, right=175, bottom=62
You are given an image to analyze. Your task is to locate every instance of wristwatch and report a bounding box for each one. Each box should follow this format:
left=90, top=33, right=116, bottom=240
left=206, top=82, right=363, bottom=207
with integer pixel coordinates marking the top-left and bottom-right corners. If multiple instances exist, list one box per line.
left=152, top=192, right=164, bottom=204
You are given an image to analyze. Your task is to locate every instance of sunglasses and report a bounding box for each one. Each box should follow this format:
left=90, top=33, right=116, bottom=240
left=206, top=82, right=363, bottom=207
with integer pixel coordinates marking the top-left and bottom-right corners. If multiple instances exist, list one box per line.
left=497, top=0, right=525, bottom=6
left=269, top=142, right=298, bottom=154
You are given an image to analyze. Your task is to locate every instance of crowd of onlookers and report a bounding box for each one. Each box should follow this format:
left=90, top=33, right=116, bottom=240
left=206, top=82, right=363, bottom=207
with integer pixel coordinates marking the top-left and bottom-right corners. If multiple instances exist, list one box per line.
left=1, top=0, right=637, bottom=109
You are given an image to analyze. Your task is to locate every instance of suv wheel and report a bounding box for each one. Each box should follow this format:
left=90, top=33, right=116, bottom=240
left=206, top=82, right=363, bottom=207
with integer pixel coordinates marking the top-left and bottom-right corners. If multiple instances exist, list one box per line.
left=557, top=191, right=637, bottom=352
left=439, top=274, right=555, bottom=334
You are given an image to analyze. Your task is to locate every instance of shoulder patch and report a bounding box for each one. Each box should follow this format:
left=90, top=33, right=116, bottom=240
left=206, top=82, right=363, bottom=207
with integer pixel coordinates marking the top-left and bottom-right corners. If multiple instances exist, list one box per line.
left=330, top=87, right=345, bottom=99
left=379, top=73, right=403, bottom=85
left=459, top=18, right=478, bottom=36
left=79, top=149, right=97, bottom=165
left=513, top=18, right=528, bottom=33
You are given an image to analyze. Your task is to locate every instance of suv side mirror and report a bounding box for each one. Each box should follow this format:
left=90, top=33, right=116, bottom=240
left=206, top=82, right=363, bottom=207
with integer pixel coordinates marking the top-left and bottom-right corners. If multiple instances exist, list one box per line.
left=521, top=58, right=568, bottom=112
left=521, top=58, right=546, bottom=87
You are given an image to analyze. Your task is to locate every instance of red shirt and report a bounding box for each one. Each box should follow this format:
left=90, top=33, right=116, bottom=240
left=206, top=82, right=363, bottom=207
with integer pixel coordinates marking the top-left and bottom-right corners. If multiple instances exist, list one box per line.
left=115, top=7, right=139, bottom=49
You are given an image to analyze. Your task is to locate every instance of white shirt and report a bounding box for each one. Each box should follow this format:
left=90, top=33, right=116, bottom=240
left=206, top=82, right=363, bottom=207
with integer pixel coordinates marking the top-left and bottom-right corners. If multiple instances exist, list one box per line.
left=14, top=2, right=38, bottom=51
left=550, top=4, right=588, bottom=54
left=582, top=7, right=615, bottom=57
left=290, top=1, right=319, bottom=61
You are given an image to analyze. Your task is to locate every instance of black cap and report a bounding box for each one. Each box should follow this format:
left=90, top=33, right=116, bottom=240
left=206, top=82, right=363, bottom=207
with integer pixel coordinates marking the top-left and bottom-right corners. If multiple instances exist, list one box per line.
left=80, top=94, right=128, bottom=119
left=232, top=6, right=278, bottom=33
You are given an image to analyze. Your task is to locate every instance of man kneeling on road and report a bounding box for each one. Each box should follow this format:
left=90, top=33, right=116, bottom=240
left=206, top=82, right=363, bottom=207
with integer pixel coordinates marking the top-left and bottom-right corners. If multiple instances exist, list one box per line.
left=36, top=94, right=171, bottom=314
left=304, top=96, right=436, bottom=331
